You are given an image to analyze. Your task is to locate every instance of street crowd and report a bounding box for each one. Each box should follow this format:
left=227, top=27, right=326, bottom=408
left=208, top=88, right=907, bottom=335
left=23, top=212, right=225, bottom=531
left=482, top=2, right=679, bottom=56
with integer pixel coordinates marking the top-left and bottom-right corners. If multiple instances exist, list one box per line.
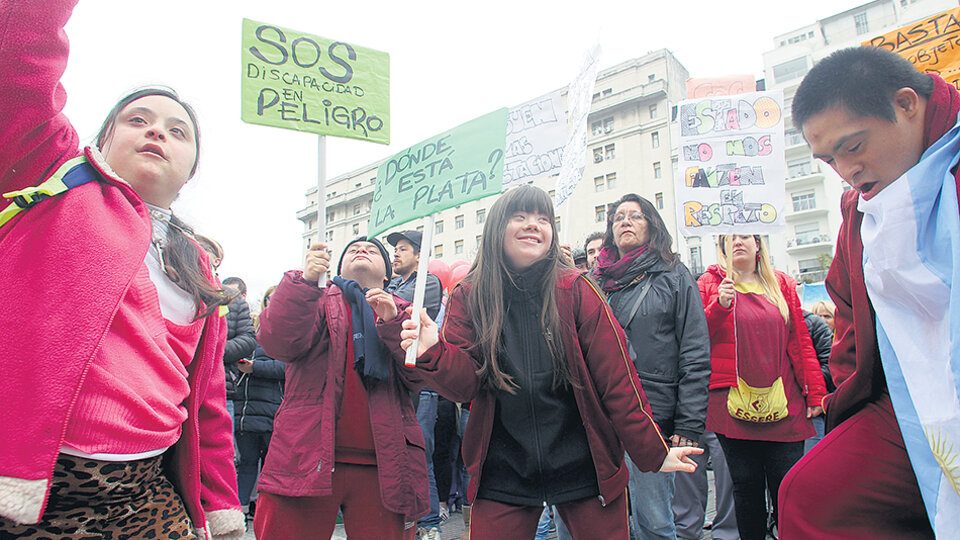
left=0, top=1, right=954, bottom=540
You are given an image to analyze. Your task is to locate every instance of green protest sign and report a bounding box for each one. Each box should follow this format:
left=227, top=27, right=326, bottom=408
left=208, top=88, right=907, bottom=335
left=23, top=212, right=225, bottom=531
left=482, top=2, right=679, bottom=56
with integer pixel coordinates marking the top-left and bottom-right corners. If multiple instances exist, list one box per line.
left=241, top=18, right=390, bottom=144
left=369, top=108, right=508, bottom=237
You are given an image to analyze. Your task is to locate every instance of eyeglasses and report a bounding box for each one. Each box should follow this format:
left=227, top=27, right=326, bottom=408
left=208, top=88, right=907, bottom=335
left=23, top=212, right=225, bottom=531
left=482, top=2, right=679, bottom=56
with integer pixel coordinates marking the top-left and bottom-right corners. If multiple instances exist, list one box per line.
left=612, top=212, right=645, bottom=223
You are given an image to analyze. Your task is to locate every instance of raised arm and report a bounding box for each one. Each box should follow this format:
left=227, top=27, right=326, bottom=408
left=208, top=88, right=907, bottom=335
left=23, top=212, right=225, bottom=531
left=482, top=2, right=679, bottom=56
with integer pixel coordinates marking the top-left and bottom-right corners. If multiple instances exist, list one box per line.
left=0, top=0, right=81, bottom=194
left=257, top=270, right=328, bottom=363
left=400, top=285, right=483, bottom=402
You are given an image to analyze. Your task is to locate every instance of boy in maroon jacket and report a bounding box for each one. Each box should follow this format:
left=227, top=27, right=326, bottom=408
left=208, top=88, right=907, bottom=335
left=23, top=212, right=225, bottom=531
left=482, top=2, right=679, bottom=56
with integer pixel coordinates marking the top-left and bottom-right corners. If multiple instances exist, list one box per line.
left=779, top=46, right=958, bottom=538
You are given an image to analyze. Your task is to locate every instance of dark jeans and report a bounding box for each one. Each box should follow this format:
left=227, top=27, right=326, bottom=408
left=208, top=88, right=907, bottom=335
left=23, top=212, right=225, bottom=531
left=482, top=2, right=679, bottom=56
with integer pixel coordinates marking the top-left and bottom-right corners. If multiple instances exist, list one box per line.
left=716, top=435, right=803, bottom=540
left=237, top=431, right=272, bottom=506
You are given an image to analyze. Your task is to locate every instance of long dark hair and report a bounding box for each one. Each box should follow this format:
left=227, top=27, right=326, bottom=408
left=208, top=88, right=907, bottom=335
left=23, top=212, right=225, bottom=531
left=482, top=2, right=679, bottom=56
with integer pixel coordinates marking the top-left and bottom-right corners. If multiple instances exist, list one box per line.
left=97, top=88, right=228, bottom=320
left=602, top=193, right=679, bottom=266
left=464, top=185, right=571, bottom=393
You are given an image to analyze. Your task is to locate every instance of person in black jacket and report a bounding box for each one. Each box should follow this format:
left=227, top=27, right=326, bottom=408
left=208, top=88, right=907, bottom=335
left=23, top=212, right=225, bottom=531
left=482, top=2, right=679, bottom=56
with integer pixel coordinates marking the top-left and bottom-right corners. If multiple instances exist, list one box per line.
left=235, top=286, right=285, bottom=518
left=592, top=193, right=711, bottom=540
left=802, top=309, right=835, bottom=453
left=222, top=276, right=257, bottom=433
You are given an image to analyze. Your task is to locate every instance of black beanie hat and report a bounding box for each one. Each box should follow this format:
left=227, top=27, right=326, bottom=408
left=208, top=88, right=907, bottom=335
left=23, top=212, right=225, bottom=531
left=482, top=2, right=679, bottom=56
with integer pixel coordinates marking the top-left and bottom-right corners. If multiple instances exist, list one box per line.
left=337, top=236, right=392, bottom=285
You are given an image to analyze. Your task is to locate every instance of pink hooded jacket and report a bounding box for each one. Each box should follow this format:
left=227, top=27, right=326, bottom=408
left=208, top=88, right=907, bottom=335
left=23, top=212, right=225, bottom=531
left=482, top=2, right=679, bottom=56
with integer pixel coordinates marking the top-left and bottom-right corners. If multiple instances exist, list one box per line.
left=0, top=0, right=243, bottom=537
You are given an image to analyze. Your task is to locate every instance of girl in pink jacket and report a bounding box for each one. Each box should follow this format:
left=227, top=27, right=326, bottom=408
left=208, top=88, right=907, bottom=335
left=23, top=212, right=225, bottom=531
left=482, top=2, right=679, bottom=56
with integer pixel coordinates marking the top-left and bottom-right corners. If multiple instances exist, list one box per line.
left=0, top=1, right=244, bottom=538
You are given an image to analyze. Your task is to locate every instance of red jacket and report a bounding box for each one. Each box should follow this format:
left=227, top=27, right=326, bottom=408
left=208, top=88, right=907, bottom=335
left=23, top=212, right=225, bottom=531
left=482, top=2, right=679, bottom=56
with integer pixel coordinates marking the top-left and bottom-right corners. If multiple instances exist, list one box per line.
left=697, top=265, right=826, bottom=408
left=256, top=271, right=430, bottom=520
left=824, top=74, right=960, bottom=431
left=410, top=269, right=669, bottom=507
left=0, top=0, right=240, bottom=535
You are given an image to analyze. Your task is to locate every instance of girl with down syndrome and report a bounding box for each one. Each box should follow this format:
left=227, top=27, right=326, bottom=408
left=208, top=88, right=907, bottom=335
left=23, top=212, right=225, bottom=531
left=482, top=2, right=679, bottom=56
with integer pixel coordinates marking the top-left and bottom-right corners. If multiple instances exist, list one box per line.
left=0, top=0, right=244, bottom=537
left=399, top=185, right=701, bottom=539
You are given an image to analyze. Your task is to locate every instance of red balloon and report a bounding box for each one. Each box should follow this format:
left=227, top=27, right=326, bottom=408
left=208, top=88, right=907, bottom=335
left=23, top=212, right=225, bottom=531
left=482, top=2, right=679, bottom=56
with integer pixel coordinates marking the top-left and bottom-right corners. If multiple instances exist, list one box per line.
left=448, top=264, right=470, bottom=292
left=449, top=260, right=471, bottom=272
left=428, top=259, right=451, bottom=291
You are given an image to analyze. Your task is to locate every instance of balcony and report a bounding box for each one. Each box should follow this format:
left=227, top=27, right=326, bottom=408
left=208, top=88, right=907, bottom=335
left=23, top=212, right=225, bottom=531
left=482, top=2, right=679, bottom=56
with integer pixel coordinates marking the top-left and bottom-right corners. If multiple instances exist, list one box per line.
left=785, top=206, right=828, bottom=221
left=797, top=269, right=828, bottom=284
left=786, top=234, right=834, bottom=254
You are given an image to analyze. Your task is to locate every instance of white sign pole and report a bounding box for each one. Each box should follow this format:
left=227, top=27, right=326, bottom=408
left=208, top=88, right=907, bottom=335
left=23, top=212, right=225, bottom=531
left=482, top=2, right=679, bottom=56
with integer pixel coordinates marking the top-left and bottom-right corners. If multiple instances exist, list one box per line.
left=404, top=214, right=435, bottom=366
left=316, top=135, right=327, bottom=288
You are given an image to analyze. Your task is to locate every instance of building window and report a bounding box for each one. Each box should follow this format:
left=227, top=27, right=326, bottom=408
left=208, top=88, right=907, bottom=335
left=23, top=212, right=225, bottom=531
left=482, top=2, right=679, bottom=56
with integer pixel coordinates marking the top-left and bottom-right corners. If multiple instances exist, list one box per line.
left=653, top=162, right=662, bottom=179
left=355, top=181, right=362, bottom=188
left=605, top=144, right=615, bottom=160
left=592, top=92, right=600, bottom=101
left=352, top=223, right=359, bottom=235
left=656, top=192, right=664, bottom=209
left=554, top=216, right=561, bottom=232
left=326, top=211, right=335, bottom=223
left=606, top=172, right=617, bottom=189
left=648, top=74, right=655, bottom=82
left=649, top=104, right=658, bottom=119
left=353, top=204, right=361, bottom=215
left=602, top=88, right=612, bottom=97
left=455, top=214, right=464, bottom=229
left=436, top=220, right=444, bottom=234
left=788, top=160, right=813, bottom=178
left=476, top=235, right=482, bottom=248
left=773, top=57, right=808, bottom=83
left=548, top=190, right=555, bottom=200
left=416, top=225, right=424, bottom=232
left=594, top=176, right=605, bottom=192
left=325, top=230, right=334, bottom=242
left=651, top=131, right=660, bottom=149
left=854, top=12, right=869, bottom=35
left=592, top=121, right=603, bottom=136
left=689, top=246, right=703, bottom=275
left=434, top=244, right=444, bottom=258
left=785, top=129, right=803, bottom=146
left=604, top=118, right=614, bottom=134
left=595, top=205, right=606, bottom=223
left=795, top=222, right=821, bottom=245
left=792, top=191, right=816, bottom=212
left=593, top=148, right=604, bottom=163
left=476, top=209, right=485, bottom=224
left=455, top=240, right=464, bottom=255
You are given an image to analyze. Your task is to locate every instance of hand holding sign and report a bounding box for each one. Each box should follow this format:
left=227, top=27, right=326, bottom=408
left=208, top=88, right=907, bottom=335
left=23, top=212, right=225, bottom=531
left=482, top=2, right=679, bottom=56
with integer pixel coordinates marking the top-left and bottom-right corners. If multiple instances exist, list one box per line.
left=303, top=243, right=331, bottom=283
left=400, top=307, right=439, bottom=360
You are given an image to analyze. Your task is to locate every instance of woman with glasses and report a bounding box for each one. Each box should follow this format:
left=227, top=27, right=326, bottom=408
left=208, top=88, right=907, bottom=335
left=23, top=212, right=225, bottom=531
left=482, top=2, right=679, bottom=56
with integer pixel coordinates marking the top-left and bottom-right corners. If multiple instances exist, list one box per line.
left=592, top=194, right=711, bottom=540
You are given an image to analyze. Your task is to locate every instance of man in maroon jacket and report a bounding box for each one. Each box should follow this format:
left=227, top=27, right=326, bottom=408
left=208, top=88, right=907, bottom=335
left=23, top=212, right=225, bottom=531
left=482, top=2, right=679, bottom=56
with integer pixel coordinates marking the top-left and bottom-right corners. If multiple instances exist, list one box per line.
left=778, top=46, right=957, bottom=538
left=254, top=238, right=429, bottom=540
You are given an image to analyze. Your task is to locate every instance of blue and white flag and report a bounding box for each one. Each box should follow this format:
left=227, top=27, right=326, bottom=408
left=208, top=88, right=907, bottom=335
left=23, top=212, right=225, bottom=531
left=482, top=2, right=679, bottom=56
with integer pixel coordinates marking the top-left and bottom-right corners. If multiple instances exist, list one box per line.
left=859, top=113, right=960, bottom=535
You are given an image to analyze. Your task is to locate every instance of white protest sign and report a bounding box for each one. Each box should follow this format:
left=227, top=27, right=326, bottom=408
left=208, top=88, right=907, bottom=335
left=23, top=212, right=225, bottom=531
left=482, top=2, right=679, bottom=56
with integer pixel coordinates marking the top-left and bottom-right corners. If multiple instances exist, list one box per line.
left=675, top=90, right=786, bottom=236
left=555, top=44, right=601, bottom=208
left=502, top=90, right=567, bottom=190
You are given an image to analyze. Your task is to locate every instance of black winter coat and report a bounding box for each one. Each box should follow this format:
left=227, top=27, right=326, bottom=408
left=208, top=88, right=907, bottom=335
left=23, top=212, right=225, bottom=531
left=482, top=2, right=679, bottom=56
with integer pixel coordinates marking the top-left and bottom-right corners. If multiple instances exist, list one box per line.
left=224, top=296, right=257, bottom=399
left=235, top=345, right=285, bottom=433
left=803, top=310, right=836, bottom=392
left=605, top=259, right=711, bottom=442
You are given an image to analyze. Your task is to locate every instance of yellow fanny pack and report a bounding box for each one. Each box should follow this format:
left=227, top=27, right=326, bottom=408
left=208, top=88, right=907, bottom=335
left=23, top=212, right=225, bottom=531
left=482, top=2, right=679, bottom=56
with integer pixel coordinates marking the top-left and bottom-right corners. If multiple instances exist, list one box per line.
left=727, top=376, right=788, bottom=423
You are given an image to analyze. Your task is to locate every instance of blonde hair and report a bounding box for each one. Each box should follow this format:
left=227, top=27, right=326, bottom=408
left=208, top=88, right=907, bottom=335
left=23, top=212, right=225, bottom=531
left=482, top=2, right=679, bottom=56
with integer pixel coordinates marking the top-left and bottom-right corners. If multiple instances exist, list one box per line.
left=811, top=300, right=835, bottom=318
left=718, top=235, right=789, bottom=323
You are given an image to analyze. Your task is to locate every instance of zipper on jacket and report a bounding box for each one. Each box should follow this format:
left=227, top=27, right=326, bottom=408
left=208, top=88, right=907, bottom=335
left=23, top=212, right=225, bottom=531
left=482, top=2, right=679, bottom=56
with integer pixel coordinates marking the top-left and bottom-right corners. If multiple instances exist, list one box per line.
left=519, top=297, right=548, bottom=502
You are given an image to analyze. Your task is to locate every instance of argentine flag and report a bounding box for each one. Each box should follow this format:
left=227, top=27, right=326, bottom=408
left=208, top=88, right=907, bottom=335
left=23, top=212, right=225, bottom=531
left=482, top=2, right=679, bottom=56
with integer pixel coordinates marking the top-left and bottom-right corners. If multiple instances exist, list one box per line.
left=859, top=112, right=960, bottom=535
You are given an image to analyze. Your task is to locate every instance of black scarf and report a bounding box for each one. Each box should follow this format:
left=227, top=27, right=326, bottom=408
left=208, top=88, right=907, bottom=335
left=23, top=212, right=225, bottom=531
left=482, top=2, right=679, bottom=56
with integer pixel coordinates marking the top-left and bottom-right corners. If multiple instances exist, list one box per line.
left=332, top=276, right=389, bottom=383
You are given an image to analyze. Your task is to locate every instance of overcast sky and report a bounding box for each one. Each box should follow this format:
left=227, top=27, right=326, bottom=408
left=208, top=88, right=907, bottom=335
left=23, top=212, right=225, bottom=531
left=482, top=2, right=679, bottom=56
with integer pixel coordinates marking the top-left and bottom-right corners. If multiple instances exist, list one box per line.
left=60, top=0, right=868, bottom=305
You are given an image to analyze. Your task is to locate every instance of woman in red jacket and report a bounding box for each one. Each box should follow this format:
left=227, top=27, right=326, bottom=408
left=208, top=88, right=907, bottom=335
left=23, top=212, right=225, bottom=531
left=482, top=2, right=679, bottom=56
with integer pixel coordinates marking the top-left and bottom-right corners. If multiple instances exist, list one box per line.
left=0, top=1, right=243, bottom=538
left=399, top=185, right=701, bottom=540
left=696, top=235, right=826, bottom=540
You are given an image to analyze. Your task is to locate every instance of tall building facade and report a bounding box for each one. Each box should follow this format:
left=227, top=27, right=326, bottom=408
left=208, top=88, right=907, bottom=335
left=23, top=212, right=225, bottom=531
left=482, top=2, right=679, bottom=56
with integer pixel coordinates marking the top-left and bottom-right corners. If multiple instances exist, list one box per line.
left=761, top=0, right=956, bottom=282
left=298, top=49, right=692, bottom=271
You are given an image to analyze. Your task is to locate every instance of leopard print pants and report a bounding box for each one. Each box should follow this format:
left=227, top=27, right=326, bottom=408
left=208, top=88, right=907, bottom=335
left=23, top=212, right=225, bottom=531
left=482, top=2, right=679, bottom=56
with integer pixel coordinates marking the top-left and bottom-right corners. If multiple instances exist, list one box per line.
left=0, top=454, right=198, bottom=539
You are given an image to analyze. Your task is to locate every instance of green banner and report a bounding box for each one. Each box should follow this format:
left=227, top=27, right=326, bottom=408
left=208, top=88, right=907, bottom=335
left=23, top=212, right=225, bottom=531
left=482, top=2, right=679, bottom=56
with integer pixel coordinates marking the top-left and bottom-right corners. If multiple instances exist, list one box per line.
left=241, top=18, right=390, bottom=144
left=369, top=108, right=508, bottom=236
